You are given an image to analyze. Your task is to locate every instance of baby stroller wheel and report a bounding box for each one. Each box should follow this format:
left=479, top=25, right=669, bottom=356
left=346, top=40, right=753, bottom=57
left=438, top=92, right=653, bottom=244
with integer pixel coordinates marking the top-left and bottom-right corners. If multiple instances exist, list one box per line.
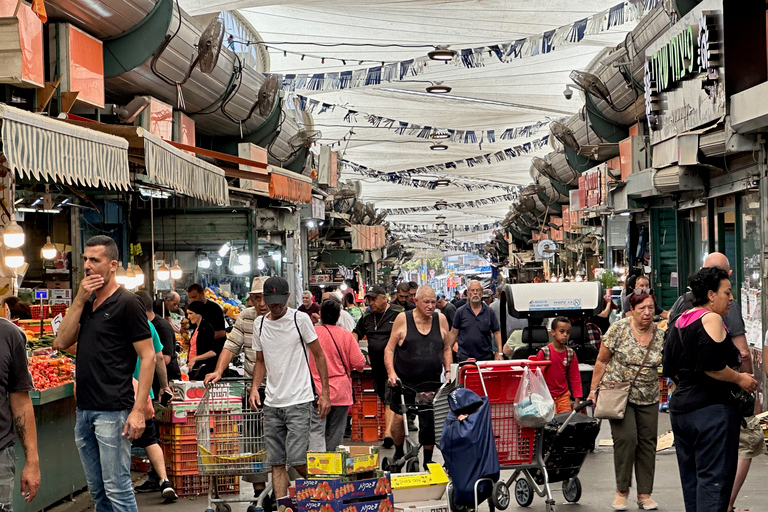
left=490, top=481, right=510, bottom=510
left=381, top=456, right=390, bottom=472
left=562, top=478, right=582, bottom=503
left=514, top=479, right=534, bottom=507
left=405, top=458, right=420, bottom=473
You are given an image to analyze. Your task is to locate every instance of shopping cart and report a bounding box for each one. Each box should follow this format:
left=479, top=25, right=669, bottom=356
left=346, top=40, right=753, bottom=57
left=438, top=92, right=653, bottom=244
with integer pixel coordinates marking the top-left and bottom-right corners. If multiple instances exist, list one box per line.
left=452, top=361, right=597, bottom=512
left=196, top=379, right=271, bottom=512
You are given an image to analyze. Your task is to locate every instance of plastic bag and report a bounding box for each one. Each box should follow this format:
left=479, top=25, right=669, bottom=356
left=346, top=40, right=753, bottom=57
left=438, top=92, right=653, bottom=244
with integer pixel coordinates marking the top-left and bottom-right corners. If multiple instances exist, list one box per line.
left=514, top=366, right=555, bottom=428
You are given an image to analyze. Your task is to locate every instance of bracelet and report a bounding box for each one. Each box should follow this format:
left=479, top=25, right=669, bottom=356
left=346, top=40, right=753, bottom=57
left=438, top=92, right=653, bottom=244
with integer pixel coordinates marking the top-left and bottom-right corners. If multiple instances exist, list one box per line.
left=444, top=370, right=451, bottom=375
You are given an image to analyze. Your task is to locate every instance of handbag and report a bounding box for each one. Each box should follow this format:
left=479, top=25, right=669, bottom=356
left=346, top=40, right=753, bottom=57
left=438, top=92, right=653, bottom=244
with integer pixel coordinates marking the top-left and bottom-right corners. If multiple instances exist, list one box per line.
left=594, top=331, right=655, bottom=420
left=731, top=388, right=756, bottom=418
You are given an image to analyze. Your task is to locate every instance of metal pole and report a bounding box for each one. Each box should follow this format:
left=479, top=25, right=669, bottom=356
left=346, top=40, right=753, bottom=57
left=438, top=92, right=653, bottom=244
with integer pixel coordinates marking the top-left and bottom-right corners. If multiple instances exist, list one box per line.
left=150, top=197, right=155, bottom=298
left=759, top=137, right=768, bottom=410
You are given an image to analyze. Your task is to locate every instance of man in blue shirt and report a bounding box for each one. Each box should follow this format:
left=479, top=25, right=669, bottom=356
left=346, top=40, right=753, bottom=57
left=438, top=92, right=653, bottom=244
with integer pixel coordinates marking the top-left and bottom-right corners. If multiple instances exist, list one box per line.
left=446, top=280, right=503, bottom=361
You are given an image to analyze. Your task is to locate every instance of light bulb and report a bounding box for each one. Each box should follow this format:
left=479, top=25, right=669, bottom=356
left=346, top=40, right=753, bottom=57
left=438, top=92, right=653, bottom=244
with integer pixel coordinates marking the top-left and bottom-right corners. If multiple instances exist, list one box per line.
left=4, top=248, right=24, bottom=269
left=257, top=258, right=265, bottom=270
left=133, top=264, right=145, bottom=287
left=125, top=266, right=137, bottom=289
left=238, top=254, right=250, bottom=265
left=157, top=261, right=170, bottom=281
left=199, top=256, right=210, bottom=269
left=41, top=236, right=57, bottom=260
left=115, top=264, right=128, bottom=285
left=340, top=283, right=348, bottom=291
left=3, top=221, right=24, bottom=248
left=218, top=242, right=231, bottom=257
left=271, top=253, right=281, bottom=261
left=215, top=258, right=222, bottom=267
left=306, top=220, right=316, bottom=229
left=170, top=260, right=182, bottom=280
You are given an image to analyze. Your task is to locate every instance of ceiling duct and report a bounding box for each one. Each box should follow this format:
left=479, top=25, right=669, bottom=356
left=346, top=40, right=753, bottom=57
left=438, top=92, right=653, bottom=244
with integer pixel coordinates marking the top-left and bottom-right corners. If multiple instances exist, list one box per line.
left=532, top=157, right=562, bottom=184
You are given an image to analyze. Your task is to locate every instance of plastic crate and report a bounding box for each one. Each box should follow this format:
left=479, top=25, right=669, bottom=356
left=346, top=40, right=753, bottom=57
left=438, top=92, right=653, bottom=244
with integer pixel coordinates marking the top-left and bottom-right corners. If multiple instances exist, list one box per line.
left=169, top=474, right=240, bottom=497
left=30, top=304, right=67, bottom=320
left=491, top=402, right=535, bottom=466
left=159, top=413, right=196, bottom=442
left=161, top=441, right=199, bottom=475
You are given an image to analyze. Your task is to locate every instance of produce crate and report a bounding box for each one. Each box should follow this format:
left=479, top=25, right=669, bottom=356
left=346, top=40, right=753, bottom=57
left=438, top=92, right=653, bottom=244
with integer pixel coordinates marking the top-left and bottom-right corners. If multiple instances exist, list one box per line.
left=30, top=304, right=67, bottom=320
left=158, top=413, right=196, bottom=441
left=168, top=474, right=240, bottom=497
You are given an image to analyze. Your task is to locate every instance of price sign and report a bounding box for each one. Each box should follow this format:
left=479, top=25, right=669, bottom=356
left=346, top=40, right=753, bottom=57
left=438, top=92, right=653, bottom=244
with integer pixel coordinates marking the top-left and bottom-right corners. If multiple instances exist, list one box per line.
left=35, top=289, right=48, bottom=301
left=51, top=313, right=63, bottom=335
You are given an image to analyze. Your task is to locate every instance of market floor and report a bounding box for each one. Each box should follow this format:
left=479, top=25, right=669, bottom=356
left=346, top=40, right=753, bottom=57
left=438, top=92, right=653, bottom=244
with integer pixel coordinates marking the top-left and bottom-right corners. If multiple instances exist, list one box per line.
left=53, top=412, right=768, bottom=512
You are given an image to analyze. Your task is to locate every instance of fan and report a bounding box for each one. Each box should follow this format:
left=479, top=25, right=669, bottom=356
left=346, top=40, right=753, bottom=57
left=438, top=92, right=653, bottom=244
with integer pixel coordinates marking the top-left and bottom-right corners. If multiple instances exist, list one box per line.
left=549, top=121, right=580, bottom=152
left=532, top=157, right=561, bottom=184
left=198, top=19, right=225, bottom=73
left=569, top=70, right=611, bottom=101
left=289, top=130, right=323, bottom=150
left=256, top=75, right=280, bottom=117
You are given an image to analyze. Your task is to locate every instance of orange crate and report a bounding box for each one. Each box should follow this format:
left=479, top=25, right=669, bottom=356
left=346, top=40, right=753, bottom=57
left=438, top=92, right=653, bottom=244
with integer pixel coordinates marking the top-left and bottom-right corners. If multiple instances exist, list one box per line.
left=362, top=400, right=378, bottom=417
left=169, top=474, right=240, bottom=497
left=361, top=426, right=379, bottom=442
left=659, top=376, right=670, bottom=404
left=161, top=441, right=199, bottom=475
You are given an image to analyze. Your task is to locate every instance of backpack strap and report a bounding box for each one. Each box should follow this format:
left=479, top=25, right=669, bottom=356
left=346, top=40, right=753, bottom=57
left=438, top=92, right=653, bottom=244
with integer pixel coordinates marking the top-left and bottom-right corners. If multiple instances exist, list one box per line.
left=566, top=347, right=575, bottom=367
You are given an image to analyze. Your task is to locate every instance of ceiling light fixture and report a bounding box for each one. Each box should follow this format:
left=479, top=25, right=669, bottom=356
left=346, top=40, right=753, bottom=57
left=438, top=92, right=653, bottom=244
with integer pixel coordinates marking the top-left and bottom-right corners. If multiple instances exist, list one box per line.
left=115, top=264, right=128, bottom=285
left=170, top=260, right=182, bottom=280
left=4, top=248, right=24, bottom=269
left=218, top=242, right=231, bottom=257
left=41, top=237, right=57, bottom=260
left=133, top=264, right=144, bottom=288
left=157, top=261, right=170, bottom=281
left=426, top=82, right=451, bottom=94
left=198, top=256, right=210, bottom=269
left=256, top=258, right=266, bottom=270
left=272, top=253, right=281, bottom=261
left=428, top=46, right=456, bottom=61
left=3, top=221, right=24, bottom=248
left=125, top=265, right=137, bottom=290
left=430, top=143, right=448, bottom=151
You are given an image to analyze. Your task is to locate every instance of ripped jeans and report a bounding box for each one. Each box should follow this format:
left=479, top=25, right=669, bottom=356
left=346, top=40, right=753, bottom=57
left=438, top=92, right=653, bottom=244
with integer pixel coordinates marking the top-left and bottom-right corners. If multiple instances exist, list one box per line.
left=75, top=409, right=137, bottom=512
left=0, top=445, right=16, bottom=512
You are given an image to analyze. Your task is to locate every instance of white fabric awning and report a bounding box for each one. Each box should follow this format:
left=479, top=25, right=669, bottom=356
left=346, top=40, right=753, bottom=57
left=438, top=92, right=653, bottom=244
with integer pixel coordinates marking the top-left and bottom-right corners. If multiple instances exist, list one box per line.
left=0, top=103, right=130, bottom=190
left=140, top=129, right=230, bottom=205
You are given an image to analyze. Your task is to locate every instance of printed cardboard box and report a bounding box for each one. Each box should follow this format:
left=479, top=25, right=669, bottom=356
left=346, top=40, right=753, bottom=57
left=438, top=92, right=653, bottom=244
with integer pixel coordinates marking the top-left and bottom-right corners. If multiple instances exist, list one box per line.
left=297, top=475, right=391, bottom=504
left=307, top=446, right=379, bottom=476
left=394, top=500, right=448, bottom=512
left=300, top=496, right=394, bottom=512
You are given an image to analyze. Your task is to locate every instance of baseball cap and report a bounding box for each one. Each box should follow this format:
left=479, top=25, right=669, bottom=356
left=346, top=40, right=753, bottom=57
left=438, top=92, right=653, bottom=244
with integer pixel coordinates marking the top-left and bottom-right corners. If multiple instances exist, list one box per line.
left=483, top=289, right=491, bottom=298
left=263, top=276, right=290, bottom=305
left=249, top=276, right=268, bottom=294
left=364, top=285, right=387, bottom=298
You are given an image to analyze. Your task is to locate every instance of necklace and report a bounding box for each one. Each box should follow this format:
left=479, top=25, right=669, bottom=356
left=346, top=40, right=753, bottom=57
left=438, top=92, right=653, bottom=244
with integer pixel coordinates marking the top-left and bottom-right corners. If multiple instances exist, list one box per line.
left=373, top=311, right=383, bottom=330
left=630, top=319, right=652, bottom=341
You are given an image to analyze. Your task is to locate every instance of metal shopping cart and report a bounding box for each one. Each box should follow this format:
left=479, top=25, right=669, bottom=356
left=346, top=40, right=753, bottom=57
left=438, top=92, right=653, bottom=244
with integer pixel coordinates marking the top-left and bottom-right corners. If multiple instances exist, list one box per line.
left=196, top=379, right=271, bottom=512
left=452, top=361, right=596, bottom=512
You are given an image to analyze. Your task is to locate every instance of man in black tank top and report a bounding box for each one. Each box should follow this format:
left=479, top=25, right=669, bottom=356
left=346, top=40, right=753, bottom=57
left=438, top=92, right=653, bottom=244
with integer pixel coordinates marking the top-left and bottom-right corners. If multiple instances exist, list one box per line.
left=384, top=285, right=452, bottom=470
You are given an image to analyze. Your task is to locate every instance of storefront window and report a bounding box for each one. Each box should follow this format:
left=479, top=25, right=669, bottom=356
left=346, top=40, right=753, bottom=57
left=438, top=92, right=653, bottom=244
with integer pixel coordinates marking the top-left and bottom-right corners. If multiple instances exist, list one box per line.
left=740, top=191, right=762, bottom=412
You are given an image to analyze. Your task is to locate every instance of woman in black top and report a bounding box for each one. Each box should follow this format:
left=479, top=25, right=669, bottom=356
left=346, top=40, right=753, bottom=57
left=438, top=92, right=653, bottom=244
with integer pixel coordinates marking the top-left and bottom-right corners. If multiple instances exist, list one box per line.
left=663, top=267, right=757, bottom=512
left=186, top=301, right=223, bottom=381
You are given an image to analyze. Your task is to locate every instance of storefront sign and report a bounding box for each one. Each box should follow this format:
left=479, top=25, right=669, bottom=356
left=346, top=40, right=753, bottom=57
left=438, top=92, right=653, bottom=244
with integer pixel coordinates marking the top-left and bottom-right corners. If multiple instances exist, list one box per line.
left=644, top=0, right=725, bottom=144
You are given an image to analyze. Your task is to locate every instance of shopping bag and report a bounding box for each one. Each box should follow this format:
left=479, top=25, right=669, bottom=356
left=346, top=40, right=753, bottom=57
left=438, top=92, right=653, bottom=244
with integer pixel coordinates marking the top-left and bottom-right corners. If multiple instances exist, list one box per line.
left=514, top=367, right=555, bottom=428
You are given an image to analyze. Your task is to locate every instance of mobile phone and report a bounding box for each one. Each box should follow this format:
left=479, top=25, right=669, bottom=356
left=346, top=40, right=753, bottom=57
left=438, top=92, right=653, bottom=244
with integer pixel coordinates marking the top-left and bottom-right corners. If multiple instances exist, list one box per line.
left=160, top=390, right=173, bottom=407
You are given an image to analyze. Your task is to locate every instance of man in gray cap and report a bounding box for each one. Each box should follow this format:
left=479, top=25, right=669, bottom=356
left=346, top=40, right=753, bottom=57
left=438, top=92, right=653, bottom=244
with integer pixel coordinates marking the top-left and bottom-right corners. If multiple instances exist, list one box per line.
left=249, top=276, right=330, bottom=501
left=353, top=285, right=404, bottom=448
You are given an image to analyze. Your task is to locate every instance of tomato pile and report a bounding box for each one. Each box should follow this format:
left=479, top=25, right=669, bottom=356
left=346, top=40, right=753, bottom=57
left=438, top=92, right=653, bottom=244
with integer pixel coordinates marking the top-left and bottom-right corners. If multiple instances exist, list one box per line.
left=29, top=355, right=74, bottom=390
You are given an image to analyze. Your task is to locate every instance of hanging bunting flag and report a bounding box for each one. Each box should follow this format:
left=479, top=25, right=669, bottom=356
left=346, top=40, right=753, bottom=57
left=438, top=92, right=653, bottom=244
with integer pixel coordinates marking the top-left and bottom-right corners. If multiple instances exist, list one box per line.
left=382, top=191, right=520, bottom=215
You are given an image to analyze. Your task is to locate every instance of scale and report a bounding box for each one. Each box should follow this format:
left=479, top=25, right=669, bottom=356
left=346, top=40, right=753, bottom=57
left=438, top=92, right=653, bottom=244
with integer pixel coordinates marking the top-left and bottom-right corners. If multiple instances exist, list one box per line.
left=34, top=289, right=48, bottom=337
left=535, top=238, right=558, bottom=259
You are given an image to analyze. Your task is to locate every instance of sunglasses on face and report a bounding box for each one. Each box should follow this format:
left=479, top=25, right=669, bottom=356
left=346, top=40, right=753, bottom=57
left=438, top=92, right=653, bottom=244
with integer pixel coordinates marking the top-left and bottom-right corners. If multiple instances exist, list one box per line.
left=634, top=287, right=650, bottom=295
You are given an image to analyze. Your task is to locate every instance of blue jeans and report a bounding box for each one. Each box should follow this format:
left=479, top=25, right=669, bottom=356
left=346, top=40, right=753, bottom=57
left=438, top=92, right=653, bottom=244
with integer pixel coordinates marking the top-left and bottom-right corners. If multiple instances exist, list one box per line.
left=0, top=445, right=16, bottom=512
left=75, top=409, right=137, bottom=512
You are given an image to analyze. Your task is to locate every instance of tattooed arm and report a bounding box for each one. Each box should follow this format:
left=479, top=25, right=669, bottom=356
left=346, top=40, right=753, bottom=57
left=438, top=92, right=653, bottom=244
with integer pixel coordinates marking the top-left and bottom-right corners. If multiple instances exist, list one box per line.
left=9, top=392, right=39, bottom=502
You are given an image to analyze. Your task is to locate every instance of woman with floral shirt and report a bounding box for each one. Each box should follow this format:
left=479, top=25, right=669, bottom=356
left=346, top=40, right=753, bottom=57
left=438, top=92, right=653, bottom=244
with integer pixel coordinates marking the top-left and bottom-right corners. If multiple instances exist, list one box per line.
left=588, top=292, right=665, bottom=511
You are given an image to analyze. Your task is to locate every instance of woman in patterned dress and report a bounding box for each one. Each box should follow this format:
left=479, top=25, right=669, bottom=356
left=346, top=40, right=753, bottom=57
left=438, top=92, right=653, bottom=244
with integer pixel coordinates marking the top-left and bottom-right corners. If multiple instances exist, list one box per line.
left=588, top=292, right=665, bottom=511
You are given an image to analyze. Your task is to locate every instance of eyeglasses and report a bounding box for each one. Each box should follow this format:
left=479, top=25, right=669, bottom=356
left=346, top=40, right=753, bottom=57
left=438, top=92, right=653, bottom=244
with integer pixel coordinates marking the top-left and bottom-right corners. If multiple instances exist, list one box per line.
left=634, top=287, right=650, bottom=295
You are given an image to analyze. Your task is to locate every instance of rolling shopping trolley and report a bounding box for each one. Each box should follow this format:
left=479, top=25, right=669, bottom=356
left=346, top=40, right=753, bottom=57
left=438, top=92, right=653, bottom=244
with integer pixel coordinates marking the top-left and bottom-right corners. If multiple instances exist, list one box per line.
left=196, top=379, right=272, bottom=512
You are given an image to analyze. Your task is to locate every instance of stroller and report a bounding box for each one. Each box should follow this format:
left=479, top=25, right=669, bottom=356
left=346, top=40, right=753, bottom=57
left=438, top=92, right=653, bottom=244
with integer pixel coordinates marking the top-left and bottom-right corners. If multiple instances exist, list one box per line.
left=509, top=400, right=600, bottom=508
left=440, top=382, right=499, bottom=511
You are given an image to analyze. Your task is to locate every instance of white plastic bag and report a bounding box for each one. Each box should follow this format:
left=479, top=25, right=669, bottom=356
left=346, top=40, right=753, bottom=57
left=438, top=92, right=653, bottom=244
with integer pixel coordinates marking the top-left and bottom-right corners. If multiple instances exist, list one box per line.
left=514, top=366, right=555, bottom=428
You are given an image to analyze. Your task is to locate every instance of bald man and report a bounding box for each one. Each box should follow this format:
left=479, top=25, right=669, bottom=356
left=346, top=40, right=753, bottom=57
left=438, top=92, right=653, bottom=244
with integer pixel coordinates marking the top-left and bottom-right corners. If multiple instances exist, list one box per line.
left=384, top=286, right=451, bottom=470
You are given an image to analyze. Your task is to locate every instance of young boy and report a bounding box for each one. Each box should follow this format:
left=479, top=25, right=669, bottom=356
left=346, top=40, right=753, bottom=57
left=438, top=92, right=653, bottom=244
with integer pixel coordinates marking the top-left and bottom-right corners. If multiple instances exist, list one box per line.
left=535, top=317, right=582, bottom=414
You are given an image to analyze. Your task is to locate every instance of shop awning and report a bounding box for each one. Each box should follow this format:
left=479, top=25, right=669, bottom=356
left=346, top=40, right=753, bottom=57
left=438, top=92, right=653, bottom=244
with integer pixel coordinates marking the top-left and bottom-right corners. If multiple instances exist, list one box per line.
left=0, top=103, right=130, bottom=190
left=57, top=121, right=229, bottom=205
left=269, top=166, right=312, bottom=203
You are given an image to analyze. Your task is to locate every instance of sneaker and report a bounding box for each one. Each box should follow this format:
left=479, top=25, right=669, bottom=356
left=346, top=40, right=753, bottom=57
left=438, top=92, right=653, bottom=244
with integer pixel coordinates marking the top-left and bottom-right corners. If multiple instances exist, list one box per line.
left=159, top=480, right=178, bottom=501
left=134, top=479, right=159, bottom=493
left=381, top=436, right=394, bottom=449
left=612, top=491, right=628, bottom=511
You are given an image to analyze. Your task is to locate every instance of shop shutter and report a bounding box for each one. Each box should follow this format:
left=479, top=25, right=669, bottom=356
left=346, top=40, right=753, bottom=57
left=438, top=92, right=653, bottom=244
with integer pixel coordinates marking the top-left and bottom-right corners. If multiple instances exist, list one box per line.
left=651, top=209, right=678, bottom=310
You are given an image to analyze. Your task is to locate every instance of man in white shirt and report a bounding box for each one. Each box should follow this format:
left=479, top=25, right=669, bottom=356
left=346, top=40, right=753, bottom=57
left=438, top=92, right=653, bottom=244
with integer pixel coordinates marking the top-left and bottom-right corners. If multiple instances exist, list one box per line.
left=249, top=277, right=330, bottom=500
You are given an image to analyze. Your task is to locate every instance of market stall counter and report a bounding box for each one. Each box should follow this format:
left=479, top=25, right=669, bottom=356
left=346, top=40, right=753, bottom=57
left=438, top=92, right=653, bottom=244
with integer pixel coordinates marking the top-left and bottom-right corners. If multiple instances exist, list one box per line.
left=13, top=382, right=86, bottom=512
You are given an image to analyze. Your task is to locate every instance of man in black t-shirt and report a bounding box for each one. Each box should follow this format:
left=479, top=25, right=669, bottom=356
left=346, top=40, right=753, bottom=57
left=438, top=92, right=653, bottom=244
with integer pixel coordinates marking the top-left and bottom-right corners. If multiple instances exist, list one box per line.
left=353, top=285, right=403, bottom=447
left=187, top=284, right=227, bottom=348
left=393, top=282, right=415, bottom=311
left=54, top=236, right=155, bottom=512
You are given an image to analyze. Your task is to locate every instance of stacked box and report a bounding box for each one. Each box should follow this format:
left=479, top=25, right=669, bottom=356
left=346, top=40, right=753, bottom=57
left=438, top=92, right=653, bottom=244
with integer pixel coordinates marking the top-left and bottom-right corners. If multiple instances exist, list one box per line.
left=307, top=447, right=379, bottom=477
left=168, top=474, right=240, bottom=498
left=297, top=474, right=393, bottom=512
left=350, top=375, right=386, bottom=442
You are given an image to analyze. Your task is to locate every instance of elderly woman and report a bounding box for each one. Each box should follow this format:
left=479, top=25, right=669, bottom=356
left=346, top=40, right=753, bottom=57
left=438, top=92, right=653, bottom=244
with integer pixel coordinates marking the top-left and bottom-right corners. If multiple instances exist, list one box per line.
left=588, top=292, right=665, bottom=510
left=663, top=267, right=757, bottom=512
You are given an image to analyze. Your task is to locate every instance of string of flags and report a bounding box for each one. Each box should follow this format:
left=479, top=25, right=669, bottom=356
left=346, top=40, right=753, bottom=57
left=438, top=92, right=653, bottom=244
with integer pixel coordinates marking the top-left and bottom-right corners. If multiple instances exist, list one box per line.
left=293, top=94, right=551, bottom=148
left=276, top=0, right=658, bottom=92
left=390, top=222, right=500, bottom=233
left=397, top=234, right=490, bottom=256
left=342, top=160, right=517, bottom=192
left=384, top=192, right=519, bottom=215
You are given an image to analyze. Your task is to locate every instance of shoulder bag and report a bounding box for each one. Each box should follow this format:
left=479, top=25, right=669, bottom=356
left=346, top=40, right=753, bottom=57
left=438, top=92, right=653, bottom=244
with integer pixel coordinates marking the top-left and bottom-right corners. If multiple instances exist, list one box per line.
left=296, top=312, right=320, bottom=405
left=594, top=327, right=655, bottom=420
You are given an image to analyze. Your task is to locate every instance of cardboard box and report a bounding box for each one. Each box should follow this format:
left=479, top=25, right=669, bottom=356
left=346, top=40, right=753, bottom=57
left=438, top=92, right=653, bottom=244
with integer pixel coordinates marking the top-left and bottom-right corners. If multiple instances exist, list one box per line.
left=394, top=500, right=448, bottom=512
left=307, top=446, right=379, bottom=476
left=154, top=399, right=199, bottom=423
left=300, top=497, right=393, bottom=512
left=171, top=380, right=245, bottom=401
left=391, top=464, right=448, bottom=503
left=296, top=475, right=391, bottom=504
left=50, top=289, right=72, bottom=300
left=46, top=280, right=70, bottom=290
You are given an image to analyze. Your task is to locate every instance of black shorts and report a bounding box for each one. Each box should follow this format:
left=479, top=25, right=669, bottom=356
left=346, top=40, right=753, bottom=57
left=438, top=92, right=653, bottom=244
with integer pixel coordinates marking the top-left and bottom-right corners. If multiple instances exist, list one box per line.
left=387, top=382, right=439, bottom=446
left=132, top=419, right=158, bottom=449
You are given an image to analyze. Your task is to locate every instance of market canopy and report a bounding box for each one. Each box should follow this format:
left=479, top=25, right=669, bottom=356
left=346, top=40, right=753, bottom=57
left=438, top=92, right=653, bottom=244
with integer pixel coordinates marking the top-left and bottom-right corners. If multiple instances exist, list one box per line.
left=0, top=103, right=130, bottom=190
left=177, top=0, right=642, bottom=242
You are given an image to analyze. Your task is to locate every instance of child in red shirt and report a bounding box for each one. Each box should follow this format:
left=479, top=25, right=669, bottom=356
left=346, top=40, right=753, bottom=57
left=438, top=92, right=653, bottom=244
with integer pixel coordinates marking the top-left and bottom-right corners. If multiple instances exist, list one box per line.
left=535, top=317, right=583, bottom=413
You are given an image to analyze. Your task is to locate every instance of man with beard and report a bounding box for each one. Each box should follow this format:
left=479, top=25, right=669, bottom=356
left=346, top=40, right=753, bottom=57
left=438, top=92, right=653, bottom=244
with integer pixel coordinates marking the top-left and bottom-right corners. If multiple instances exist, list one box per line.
left=385, top=286, right=451, bottom=470
left=447, top=280, right=503, bottom=361
left=393, top=282, right=415, bottom=311
left=353, top=285, right=404, bottom=448
left=54, top=235, right=155, bottom=512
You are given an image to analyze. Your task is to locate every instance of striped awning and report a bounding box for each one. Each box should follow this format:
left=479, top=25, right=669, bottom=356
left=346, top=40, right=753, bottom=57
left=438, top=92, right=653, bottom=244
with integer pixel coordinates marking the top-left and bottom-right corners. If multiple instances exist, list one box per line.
left=140, top=130, right=229, bottom=205
left=0, top=103, right=130, bottom=190
left=269, top=165, right=312, bottom=203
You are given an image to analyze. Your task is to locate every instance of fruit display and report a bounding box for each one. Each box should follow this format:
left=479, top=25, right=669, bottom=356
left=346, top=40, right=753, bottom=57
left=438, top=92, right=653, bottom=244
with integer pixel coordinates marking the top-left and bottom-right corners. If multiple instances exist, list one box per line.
left=204, top=287, right=243, bottom=319
left=29, top=355, right=74, bottom=390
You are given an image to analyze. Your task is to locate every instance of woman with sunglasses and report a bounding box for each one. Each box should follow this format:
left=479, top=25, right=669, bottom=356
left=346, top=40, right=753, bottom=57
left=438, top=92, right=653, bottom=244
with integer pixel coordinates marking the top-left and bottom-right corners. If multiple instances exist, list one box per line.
left=589, top=291, right=665, bottom=510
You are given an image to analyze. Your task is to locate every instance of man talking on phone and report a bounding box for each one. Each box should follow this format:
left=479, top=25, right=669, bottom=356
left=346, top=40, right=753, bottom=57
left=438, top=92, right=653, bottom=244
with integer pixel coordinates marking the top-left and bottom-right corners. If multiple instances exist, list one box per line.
left=54, top=235, right=155, bottom=512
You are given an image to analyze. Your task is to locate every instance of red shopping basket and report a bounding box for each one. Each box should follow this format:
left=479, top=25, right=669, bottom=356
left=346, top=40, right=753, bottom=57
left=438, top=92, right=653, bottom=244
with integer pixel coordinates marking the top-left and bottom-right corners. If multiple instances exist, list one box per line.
left=458, top=360, right=551, bottom=468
